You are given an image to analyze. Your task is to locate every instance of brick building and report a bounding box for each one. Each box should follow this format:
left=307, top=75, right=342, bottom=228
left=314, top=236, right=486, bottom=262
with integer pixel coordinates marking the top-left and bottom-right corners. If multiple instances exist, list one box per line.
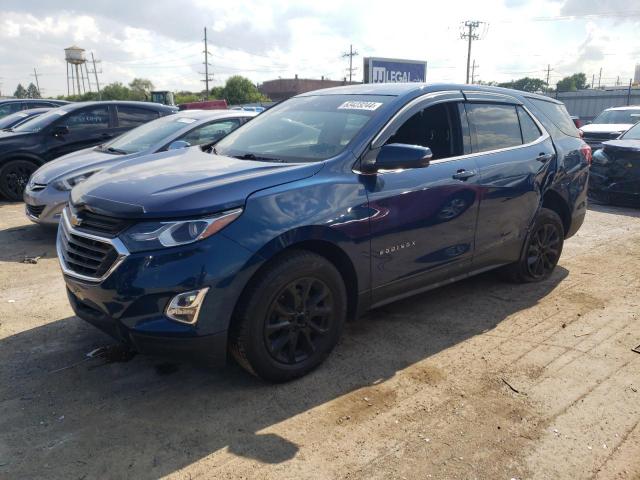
left=259, top=75, right=359, bottom=102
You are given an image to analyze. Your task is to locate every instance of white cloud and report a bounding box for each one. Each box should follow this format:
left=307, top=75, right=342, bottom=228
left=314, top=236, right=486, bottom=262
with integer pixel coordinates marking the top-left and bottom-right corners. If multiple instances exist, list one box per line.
left=0, top=0, right=638, bottom=97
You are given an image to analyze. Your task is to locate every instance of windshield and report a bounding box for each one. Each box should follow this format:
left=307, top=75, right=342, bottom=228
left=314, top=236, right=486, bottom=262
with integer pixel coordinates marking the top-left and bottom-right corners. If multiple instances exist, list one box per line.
left=215, top=94, right=393, bottom=162
left=13, top=108, right=67, bottom=132
left=103, top=115, right=197, bottom=154
left=621, top=122, right=640, bottom=140
left=592, top=109, right=640, bottom=125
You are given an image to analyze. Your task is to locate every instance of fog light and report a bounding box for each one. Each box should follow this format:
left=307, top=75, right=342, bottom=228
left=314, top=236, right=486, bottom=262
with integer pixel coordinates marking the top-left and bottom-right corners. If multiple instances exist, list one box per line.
left=165, top=288, right=209, bottom=324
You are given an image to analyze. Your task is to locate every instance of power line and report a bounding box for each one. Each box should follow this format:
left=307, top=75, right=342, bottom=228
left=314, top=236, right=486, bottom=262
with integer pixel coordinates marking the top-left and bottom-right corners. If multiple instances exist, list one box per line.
left=342, top=44, right=359, bottom=83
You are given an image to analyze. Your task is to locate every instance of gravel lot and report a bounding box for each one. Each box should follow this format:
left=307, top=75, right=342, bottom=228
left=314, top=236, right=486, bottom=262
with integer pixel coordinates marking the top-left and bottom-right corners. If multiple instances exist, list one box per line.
left=0, top=201, right=639, bottom=480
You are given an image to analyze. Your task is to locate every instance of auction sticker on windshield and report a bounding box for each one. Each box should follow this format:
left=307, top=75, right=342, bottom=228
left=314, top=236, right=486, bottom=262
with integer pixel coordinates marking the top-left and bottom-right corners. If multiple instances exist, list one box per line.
left=338, top=101, right=382, bottom=111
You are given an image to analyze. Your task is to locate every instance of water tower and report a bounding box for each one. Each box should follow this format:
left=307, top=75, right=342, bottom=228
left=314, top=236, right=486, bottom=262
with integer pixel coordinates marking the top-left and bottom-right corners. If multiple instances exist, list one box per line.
left=65, top=45, right=92, bottom=96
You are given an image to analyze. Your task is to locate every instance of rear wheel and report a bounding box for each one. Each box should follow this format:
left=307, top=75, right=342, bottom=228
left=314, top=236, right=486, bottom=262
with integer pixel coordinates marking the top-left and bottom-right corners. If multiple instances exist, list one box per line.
left=230, top=250, right=347, bottom=382
left=0, top=159, right=38, bottom=201
left=501, top=207, right=564, bottom=283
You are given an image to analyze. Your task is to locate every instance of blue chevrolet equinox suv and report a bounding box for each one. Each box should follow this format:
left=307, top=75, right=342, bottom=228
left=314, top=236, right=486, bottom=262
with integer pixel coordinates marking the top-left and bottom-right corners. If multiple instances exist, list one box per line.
left=58, top=84, right=590, bottom=381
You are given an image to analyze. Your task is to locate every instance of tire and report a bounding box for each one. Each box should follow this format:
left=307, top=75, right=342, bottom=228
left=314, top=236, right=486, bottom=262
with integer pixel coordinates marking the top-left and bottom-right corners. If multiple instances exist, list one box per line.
left=0, top=159, right=39, bottom=201
left=500, top=207, right=564, bottom=283
left=229, top=250, right=347, bottom=382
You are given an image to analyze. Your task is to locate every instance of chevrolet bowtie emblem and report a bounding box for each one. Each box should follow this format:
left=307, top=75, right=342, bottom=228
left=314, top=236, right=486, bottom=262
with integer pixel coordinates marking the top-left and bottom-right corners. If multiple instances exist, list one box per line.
left=70, top=212, right=82, bottom=227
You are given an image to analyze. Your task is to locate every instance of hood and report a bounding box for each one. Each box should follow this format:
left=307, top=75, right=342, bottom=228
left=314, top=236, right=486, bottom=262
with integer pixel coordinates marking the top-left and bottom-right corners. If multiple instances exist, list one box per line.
left=31, top=146, right=140, bottom=184
left=602, top=139, right=640, bottom=153
left=580, top=123, right=633, bottom=134
left=71, top=147, right=324, bottom=219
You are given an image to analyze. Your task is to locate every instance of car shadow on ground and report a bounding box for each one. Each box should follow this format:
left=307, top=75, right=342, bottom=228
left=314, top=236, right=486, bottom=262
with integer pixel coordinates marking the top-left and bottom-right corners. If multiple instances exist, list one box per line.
left=588, top=201, right=640, bottom=218
left=0, top=222, right=57, bottom=263
left=0, top=266, right=568, bottom=479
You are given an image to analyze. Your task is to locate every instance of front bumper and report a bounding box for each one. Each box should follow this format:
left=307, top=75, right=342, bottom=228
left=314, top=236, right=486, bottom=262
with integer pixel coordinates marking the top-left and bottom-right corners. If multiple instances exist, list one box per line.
left=59, top=224, right=262, bottom=366
left=589, top=167, right=640, bottom=207
left=23, top=183, right=69, bottom=226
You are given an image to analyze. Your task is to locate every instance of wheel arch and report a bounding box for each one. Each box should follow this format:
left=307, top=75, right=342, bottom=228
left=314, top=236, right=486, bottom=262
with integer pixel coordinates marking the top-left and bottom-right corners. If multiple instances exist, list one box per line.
left=0, top=153, right=46, bottom=168
left=542, top=188, right=571, bottom=237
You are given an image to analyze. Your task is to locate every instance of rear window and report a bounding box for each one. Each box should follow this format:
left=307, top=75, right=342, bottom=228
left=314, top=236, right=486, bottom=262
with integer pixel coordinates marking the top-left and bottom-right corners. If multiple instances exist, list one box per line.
left=527, top=98, right=579, bottom=137
left=117, top=106, right=158, bottom=127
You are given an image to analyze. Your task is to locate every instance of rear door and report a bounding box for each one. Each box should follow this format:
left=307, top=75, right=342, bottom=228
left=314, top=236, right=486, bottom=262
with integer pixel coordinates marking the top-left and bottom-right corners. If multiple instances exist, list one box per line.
left=365, top=92, right=482, bottom=304
left=43, top=105, right=113, bottom=161
left=463, top=92, right=555, bottom=268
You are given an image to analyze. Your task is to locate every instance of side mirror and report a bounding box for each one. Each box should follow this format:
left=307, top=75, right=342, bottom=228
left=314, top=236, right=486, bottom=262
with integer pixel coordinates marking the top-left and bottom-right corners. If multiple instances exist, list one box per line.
left=52, top=125, right=69, bottom=136
left=373, top=143, right=433, bottom=171
left=167, top=140, right=191, bottom=150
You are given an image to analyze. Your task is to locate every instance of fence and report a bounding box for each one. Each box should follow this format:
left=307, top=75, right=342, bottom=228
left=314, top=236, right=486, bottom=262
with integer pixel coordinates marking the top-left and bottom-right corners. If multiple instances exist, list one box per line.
left=548, top=86, right=640, bottom=120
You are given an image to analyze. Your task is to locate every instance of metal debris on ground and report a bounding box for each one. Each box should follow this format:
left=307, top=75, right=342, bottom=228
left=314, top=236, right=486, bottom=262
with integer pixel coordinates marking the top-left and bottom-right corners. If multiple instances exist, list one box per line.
left=501, top=377, right=522, bottom=394
left=22, top=256, right=41, bottom=264
left=632, top=344, right=640, bottom=354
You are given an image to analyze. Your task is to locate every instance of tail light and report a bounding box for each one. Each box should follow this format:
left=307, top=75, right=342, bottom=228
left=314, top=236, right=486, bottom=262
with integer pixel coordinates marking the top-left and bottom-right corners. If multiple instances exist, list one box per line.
left=580, top=143, right=592, bottom=165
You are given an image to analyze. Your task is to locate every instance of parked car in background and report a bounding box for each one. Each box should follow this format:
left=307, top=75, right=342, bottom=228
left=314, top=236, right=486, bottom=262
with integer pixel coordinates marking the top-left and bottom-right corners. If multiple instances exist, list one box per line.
left=179, top=100, right=228, bottom=110
left=230, top=105, right=266, bottom=113
left=0, top=100, right=177, bottom=200
left=589, top=121, right=640, bottom=207
left=0, top=107, right=51, bottom=131
left=570, top=115, right=583, bottom=129
left=0, top=98, right=69, bottom=118
left=580, top=106, right=640, bottom=149
left=24, top=109, right=256, bottom=225
left=57, top=83, right=590, bottom=382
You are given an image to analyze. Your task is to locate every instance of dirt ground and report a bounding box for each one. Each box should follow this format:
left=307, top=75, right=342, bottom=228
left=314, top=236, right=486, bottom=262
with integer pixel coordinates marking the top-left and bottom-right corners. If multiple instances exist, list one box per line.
left=0, top=201, right=639, bottom=480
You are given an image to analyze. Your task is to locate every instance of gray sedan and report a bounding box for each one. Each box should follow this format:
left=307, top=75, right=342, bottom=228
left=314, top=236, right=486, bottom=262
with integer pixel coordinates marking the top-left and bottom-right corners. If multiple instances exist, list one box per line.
left=24, top=109, right=256, bottom=226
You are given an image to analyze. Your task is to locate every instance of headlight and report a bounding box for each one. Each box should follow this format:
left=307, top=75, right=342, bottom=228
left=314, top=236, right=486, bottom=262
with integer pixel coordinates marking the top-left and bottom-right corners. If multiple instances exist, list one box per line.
left=120, top=208, right=242, bottom=253
left=52, top=170, right=99, bottom=191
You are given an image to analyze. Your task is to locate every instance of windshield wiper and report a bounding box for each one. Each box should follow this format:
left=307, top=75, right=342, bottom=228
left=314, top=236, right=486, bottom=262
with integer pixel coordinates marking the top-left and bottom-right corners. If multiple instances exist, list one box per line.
left=105, top=147, right=128, bottom=155
left=233, top=153, right=284, bottom=163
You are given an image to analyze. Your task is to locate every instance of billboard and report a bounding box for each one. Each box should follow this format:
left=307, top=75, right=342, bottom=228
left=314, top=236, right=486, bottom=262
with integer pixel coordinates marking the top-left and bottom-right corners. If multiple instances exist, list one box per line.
left=363, top=57, right=427, bottom=84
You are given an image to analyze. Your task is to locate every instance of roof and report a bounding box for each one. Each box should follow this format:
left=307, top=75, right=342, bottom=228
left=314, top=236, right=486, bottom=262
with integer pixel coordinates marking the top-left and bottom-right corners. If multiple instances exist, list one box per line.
left=297, top=82, right=563, bottom=104
left=605, top=105, right=640, bottom=111
left=58, top=100, right=177, bottom=112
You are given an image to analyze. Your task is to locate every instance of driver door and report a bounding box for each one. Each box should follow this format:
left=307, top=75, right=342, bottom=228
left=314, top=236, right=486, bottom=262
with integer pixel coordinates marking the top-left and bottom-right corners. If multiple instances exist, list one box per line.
left=364, top=92, right=481, bottom=305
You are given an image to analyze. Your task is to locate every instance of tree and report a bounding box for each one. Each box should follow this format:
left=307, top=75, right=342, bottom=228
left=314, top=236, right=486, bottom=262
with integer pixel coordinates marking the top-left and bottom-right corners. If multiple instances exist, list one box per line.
left=212, top=76, right=269, bottom=104
left=26, top=82, right=41, bottom=99
left=556, top=73, right=588, bottom=92
left=100, top=82, right=132, bottom=100
left=498, top=77, right=547, bottom=93
left=14, top=84, right=27, bottom=98
left=128, top=78, right=154, bottom=101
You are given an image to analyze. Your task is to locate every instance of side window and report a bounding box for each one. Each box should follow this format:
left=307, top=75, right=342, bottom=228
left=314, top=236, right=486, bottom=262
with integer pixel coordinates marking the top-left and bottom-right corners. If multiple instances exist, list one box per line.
left=0, top=103, right=23, bottom=117
left=466, top=103, right=522, bottom=152
left=180, top=119, right=240, bottom=146
left=64, top=106, right=110, bottom=131
left=517, top=106, right=542, bottom=144
left=117, top=106, right=158, bottom=128
left=31, top=102, right=55, bottom=108
left=385, top=102, right=464, bottom=160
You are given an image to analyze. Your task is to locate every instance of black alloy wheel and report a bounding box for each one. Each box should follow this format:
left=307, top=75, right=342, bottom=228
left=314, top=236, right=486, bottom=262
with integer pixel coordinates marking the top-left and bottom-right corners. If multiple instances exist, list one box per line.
left=264, top=277, right=334, bottom=365
left=526, top=222, right=562, bottom=279
left=0, top=160, right=38, bottom=201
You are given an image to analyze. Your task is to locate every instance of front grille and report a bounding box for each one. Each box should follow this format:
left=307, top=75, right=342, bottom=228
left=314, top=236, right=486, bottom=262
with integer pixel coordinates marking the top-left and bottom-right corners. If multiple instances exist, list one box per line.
left=57, top=209, right=125, bottom=281
left=26, top=204, right=45, bottom=218
left=70, top=205, right=131, bottom=236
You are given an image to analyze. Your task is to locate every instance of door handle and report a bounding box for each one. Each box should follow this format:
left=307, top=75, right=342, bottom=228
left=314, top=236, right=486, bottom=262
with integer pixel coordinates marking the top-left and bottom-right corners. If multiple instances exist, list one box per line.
left=537, top=153, right=554, bottom=163
left=452, top=169, right=477, bottom=181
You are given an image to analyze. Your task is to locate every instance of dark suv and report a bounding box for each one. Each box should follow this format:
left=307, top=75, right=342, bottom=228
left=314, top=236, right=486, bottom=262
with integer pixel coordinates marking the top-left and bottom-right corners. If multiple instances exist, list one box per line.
left=0, top=98, right=69, bottom=118
left=58, top=84, right=590, bottom=382
left=0, top=101, right=177, bottom=200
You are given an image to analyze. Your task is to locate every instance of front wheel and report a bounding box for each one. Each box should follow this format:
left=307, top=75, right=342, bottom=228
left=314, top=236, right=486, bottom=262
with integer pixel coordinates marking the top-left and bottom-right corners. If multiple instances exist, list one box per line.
left=0, top=159, right=39, bottom=201
left=229, top=250, right=347, bottom=382
left=501, top=207, right=564, bottom=283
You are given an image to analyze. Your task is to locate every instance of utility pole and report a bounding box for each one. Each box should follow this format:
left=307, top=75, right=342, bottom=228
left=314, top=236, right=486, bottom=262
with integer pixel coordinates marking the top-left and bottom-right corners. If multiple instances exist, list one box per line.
left=598, top=67, right=602, bottom=89
left=460, top=21, right=485, bottom=84
left=545, top=64, right=553, bottom=93
left=90, top=52, right=101, bottom=100
left=201, top=27, right=213, bottom=98
left=31, top=68, right=41, bottom=97
left=342, top=44, right=359, bottom=83
left=591, top=73, right=595, bottom=89
left=616, top=75, right=620, bottom=87
left=471, top=60, right=479, bottom=84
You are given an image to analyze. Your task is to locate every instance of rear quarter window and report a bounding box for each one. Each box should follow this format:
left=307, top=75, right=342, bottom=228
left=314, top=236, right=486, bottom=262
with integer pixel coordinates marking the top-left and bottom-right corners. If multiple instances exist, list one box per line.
left=527, top=98, right=579, bottom=137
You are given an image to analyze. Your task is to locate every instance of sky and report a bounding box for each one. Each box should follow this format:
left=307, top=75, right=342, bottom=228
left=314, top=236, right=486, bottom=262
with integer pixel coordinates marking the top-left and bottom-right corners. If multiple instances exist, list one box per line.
left=1, top=0, right=639, bottom=97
